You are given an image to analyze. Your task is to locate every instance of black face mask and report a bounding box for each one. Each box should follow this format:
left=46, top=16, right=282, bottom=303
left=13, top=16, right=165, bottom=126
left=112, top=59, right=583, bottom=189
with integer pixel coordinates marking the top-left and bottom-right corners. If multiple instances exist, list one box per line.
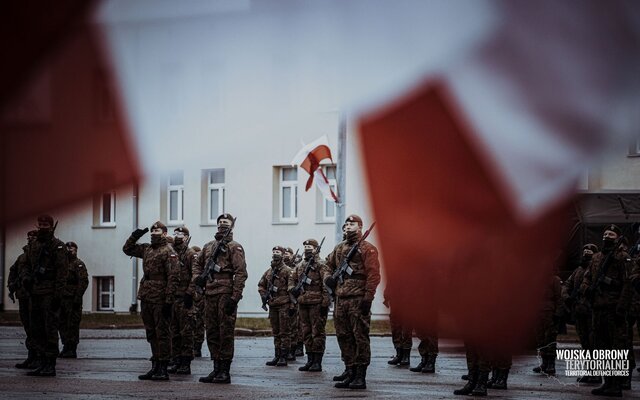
left=151, top=234, right=164, bottom=247
left=215, top=226, right=230, bottom=241
left=272, top=254, right=283, bottom=263
left=283, top=256, right=291, bottom=263
left=174, top=237, right=184, bottom=246
left=37, top=229, right=53, bottom=242
left=580, top=254, right=592, bottom=266
left=304, top=250, right=314, bottom=260
left=68, top=252, right=77, bottom=261
left=602, top=237, right=615, bottom=253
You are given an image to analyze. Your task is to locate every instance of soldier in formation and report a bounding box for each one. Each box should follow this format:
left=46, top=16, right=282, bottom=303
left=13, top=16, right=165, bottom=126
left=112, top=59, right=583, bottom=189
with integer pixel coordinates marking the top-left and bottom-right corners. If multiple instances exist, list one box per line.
left=58, top=241, right=89, bottom=358
left=284, top=247, right=304, bottom=359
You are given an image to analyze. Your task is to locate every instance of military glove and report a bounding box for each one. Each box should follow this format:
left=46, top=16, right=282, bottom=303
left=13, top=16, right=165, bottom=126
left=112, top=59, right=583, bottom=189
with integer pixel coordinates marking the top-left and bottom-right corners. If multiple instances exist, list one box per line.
left=131, top=227, right=149, bottom=240
left=360, top=299, right=372, bottom=315
left=324, top=276, right=337, bottom=292
left=288, top=307, right=296, bottom=317
left=162, top=303, right=173, bottom=319
left=224, top=298, right=237, bottom=316
left=289, top=287, right=301, bottom=298
left=51, top=297, right=61, bottom=312
left=8, top=292, right=15, bottom=303
left=183, top=293, right=194, bottom=309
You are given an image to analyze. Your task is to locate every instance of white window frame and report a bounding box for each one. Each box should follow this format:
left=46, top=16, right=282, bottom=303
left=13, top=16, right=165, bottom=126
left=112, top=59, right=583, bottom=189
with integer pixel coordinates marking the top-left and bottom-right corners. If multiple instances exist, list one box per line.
left=97, top=277, right=114, bottom=311
left=207, top=169, right=225, bottom=224
left=99, top=191, right=116, bottom=227
left=167, top=171, right=184, bottom=225
left=279, top=167, right=298, bottom=222
left=322, top=165, right=337, bottom=222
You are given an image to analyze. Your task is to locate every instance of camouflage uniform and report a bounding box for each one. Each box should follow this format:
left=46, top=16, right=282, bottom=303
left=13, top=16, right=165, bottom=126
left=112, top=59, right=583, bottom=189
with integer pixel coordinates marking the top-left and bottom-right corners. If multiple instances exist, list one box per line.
left=8, top=245, right=35, bottom=368
left=285, top=251, right=304, bottom=358
left=123, top=225, right=179, bottom=380
left=21, top=221, right=68, bottom=376
left=454, top=342, right=492, bottom=396
left=191, top=224, right=247, bottom=384
left=533, top=275, right=563, bottom=375
left=191, top=247, right=205, bottom=356
left=258, top=254, right=293, bottom=365
left=289, top=249, right=330, bottom=371
left=59, top=251, right=88, bottom=356
left=169, top=236, right=198, bottom=370
left=383, top=286, right=412, bottom=366
left=563, top=264, right=593, bottom=352
left=326, top=217, right=381, bottom=389
left=581, top=237, right=632, bottom=395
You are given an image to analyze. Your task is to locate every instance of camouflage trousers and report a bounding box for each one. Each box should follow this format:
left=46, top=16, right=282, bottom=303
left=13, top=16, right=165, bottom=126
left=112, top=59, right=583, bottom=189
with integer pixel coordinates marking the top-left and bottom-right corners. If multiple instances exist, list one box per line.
left=464, top=342, right=491, bottom=373
left=574, top=312, right=593, bottom=351
left=59, top=296, right=83, bottom=346
left=289, top=308, right=303, bottom=346
left=204, top=293, right=237, bottom=361
left=390, top=309, right=412, bottom=350
left=30, top=294, right=60, bottom=358
left=141, top=301, right=171, bottom=361
left=18, top=297, right=33, bottom=352
left=171, top=299, right=196, bottom=359
left=417, top=332, right=438, bottom=356
left=593, top=307, right=628, bottom=354
left=335, top=296, right=371, bottom=366
left=299, top=303, right=328, bottom=354
left=628, top=316, right=638, bottom=369
left=193, top=296, right=205, bottom=351
left=269, top=305, right=291, bottom=350
left=535, top=311, right=557, bottom=357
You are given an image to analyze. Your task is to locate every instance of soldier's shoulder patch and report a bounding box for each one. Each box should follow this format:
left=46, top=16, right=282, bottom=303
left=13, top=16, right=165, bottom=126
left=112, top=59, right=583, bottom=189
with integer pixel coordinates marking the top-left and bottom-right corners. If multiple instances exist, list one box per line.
left=193, top=254, right=199, bottom=259
left=170, top=253, right=177, bottom=258
left=236, top=246, right=243, bottom=252
left=57, top=246, right=63, bottom=249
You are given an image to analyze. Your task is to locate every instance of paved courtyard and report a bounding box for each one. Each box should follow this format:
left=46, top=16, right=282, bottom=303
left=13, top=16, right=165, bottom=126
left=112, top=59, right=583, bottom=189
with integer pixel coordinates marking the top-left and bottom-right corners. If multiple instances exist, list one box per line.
left=0, top=327, right=636, bottom=399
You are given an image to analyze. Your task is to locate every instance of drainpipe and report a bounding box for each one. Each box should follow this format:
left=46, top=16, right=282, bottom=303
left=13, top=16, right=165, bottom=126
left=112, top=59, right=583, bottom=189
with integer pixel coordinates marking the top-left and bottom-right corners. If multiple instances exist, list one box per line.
left=129, top=183, right=139, bottom=313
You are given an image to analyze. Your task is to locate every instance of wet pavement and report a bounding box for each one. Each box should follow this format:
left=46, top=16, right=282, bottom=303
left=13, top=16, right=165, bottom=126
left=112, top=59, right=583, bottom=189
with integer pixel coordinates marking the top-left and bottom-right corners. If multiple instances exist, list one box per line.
left=0, top=327, right=636, bottom=399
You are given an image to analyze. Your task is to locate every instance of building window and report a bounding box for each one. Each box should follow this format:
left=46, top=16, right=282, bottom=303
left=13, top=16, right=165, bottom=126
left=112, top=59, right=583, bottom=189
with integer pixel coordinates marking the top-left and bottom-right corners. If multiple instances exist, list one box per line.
left=279, top=167, right=298, bottom=221
left=168, top=171, right=184, bottom=224
left=96, top=277, right=114, bottom=311
left=100, top=191, right=116, bottom=226
left=322, top=165, right=337, bottom=221
left=207, top=169, right=225, bottom=223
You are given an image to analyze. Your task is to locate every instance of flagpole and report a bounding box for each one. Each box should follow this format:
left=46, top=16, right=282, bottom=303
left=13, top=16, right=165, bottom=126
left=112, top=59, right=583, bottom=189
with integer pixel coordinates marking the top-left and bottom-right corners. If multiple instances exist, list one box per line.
left=335, top=113, right=347, bottom=244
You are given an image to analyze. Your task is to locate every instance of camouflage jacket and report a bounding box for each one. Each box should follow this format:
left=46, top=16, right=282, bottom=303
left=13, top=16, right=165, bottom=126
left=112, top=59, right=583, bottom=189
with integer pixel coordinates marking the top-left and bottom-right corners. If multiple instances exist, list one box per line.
left=562, top=266, right=590, bottom=315
left=190, top=235, right=247, bottom=302
left=173, top=243, right=198, bottom=298
left=21, top=237, right=68, bottom=297
left=62, top=256, right=89, bottom=299
left=7, top=247, right=28, bottom=299
left=288, top=256, right=330, bottom=306
left=123, top=235, right=179, bottom=304
left=540, top=275, right=563, bottom=315
left=629, top=258, right=640, bottom=317
left=258, top=262, right=292, bottom=308
left=580, top=249, right=632, bottom=310
left=325, top=239, right=381, bottom=301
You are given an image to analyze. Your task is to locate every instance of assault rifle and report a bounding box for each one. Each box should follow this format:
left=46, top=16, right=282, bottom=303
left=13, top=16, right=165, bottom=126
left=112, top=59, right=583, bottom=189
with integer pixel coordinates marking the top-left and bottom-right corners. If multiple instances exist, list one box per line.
left=325, top=222, right=376, bottom=296
left=194, top=217, right=236, bottom=294
left=290, top=237, right=325, bottom=305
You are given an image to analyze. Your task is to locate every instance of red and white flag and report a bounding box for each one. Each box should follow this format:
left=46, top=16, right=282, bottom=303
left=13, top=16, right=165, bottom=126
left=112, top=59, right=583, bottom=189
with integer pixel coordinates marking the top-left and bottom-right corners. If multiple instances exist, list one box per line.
left=291, top=136, right=339, bottom=203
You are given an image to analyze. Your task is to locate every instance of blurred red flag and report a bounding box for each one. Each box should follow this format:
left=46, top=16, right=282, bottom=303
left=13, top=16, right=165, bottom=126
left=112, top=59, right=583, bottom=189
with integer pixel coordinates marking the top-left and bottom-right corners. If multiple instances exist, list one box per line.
left=0, top=0, right=138, bottom=225
left=359, top=81, right=571, bottom=351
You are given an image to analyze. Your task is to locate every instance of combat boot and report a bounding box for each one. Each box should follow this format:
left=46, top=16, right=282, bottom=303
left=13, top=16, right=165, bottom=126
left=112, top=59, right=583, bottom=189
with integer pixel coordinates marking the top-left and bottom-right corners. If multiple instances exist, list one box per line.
left=295, top=342, right=304, bottom=357
left=286, top=347, right=296, bottom=362
left=277, top=348, right=288, bottom=366
left=492, top=368, right=509, bottom=390
left=15, top=350, right=36, bottom=369
left=266, top=348, right=279, bottom=366
left=176, top=357, right=191, bottom=375
left=212, top=359, right=231, bottom=384
left=399, top=348, right=410, bottom=366
left=58, top=345, right=67, bottom=358
left=27, top=357, right=48, bottom=377
left=138, top=361, right=157, bottom=380
left=487, top=368, right=498, bottom=388
left=471, top=370, right=489, bottom=396
left=545, top=355, right=556, bottom=376
left=26, top=354, right=43, bottom=370
left=387, top=348, right=402, bottom=365
left=333, top=366, right=350, bottom=381
left=60, top=345, right=76, bottom=358
left=151, top=360, right=170, bottom=381
left=410, top=356, right=426, bottom=372
left=422, top=354, right=436, bottom=373
left=309, top=352, right=323, bottom=372
left=620, top=368, right=631, bottom=390
left=349, top=364, right=367, bottom=390
left=591, top=377, right=613, bottom=396
left=199, top=359, right=220, bottom=383
left=36, top=358, right=57, bottom=377
left=454, top=368, right=477, bottom=395
left=167, top=358, right=181, bottom=374
left=334, top=366, right=355, bottom=388
left=299, top=353, right=314, bottom=371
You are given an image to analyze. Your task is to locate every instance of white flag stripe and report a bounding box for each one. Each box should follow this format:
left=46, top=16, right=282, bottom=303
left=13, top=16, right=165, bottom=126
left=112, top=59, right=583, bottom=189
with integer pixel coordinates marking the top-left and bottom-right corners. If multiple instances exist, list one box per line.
left=291, top=135, right=331, bottom=166
left=314, top=169, right=337, bottom=203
